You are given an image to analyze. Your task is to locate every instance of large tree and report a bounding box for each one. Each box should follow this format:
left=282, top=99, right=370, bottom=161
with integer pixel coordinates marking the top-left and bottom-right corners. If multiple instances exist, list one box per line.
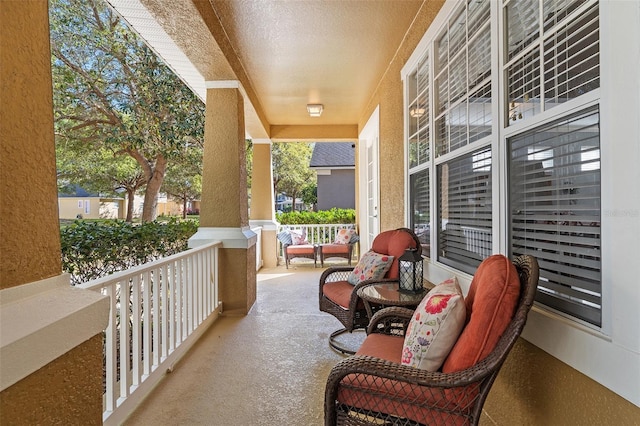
left=50, top=0, right=205, bottom=222
left=161, top=145, right=203, bottom=219
left=271, top=142, right=315, bottom=211
left=57, top=142, right=145, bottom=222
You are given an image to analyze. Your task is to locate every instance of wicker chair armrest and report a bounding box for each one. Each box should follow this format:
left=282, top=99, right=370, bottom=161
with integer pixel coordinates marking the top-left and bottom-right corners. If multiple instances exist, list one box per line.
left=320, top=266, right=355, bottom=284
left=366, top=306, right=415, bottom=335
left=326, top=355, right=494, bottom=397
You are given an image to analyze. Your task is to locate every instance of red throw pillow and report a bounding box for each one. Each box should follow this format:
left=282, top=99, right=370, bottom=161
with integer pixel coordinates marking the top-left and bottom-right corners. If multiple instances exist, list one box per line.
left=442, top=254, right=521, bottom=373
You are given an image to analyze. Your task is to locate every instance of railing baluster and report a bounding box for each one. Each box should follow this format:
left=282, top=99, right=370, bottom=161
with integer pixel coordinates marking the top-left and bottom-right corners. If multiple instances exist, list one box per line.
left=142, top=271, right=151, bottom=377
left=104, top=285, right=117, bottom=413
left=131, top=274, right=142, bottom=386
left=120, top=279, right=130, bottom=399
left=153, top=268, right=160, bottom=366
left=77, top=241, right=223, bottom=425
left=161, top=264, right=169, bottom=360
left=168, top=261, right=176, bottom=353
left=197, top=251, right=203, bottom=325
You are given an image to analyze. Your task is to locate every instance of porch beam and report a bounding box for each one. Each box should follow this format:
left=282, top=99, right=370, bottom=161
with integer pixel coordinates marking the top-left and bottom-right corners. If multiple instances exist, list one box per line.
left=270, top=124, right=358, bottom=141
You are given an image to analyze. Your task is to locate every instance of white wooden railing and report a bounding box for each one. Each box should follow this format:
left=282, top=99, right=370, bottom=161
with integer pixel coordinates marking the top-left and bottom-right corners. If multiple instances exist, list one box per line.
left=78, top=241, right=222, bottom=426
left=276, top=223, right=358, bottom=259
left=276, top=223, right=356, bottom=245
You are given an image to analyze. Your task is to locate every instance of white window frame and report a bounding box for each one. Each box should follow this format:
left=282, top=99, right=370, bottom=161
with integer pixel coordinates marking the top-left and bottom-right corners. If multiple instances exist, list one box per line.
left=402, top=0, right=640, bottom=407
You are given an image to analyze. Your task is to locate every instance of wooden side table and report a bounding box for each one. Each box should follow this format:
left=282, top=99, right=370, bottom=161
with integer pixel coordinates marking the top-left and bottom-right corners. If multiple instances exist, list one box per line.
left=357, top=280, right=434, bottom=319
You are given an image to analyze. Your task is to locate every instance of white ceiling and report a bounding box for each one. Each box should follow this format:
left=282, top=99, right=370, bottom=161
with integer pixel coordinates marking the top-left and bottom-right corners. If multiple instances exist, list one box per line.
left=107, top=0, right=431, bottom=138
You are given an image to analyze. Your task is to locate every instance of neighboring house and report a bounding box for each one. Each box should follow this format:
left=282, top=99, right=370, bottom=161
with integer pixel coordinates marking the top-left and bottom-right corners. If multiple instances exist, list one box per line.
left=58, top=186, right=125, bottom=220
left=275, top=193, right=305, bottom=212
left=59, top=187, right=187, bottom=220
left=309, top=142, right=355, bottom=210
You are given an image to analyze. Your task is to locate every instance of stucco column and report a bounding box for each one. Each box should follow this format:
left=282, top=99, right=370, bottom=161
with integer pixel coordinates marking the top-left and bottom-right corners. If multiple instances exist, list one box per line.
left=0, top=2, right=108, bottom=424
left=249, top=140, right=279, bottom=268
left=189, top=84, right=257, bottom=314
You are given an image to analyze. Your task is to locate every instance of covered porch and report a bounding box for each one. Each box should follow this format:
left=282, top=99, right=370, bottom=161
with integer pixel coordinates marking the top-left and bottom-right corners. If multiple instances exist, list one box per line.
left=1, top=1, right=639, bottom=425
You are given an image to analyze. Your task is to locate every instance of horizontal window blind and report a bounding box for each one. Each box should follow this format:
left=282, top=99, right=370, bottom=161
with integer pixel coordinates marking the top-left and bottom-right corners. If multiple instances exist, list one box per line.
left=410, top=170, right=430, bottom=256
left=505, top=0, right=599, bottom=125
left=509, top=107, right=601, bottom=326
left=408, top=54, right=430, bottom=169
left=543, top=2, right=599, bottom=108
left=438, top=147, right=492, bottom=274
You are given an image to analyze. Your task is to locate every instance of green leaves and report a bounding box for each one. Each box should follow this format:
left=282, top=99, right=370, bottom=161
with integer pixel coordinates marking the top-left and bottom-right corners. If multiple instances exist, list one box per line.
left=61, top=218, right=199, bottom=285
left=50, top=0, right=205, bottom=222
left=276, top=208, right=355, bottom=225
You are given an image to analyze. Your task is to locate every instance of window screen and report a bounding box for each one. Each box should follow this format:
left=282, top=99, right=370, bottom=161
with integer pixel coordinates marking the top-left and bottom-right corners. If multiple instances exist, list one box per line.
left=437, top=147, right=492, bottom=274
left=509, top=107, right=601, bottom=326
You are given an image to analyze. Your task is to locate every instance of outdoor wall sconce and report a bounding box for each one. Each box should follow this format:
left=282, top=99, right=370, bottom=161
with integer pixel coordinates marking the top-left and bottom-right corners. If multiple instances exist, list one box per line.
left=307, top=104, right=323, bottom=117
left=398, top=248, right=424, bottom=293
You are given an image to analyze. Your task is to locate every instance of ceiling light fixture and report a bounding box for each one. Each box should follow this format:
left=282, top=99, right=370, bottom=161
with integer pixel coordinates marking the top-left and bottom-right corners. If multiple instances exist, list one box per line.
left=307, top=104, right=323, bottom=117
left=409, top=107, right=426, bottom=118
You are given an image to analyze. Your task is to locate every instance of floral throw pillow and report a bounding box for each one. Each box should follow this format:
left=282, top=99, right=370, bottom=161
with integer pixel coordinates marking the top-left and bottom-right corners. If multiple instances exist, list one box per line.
left=401, top=277, right=466, bottom=371
left=289, top=229, right=308, bottom=245
left=334, top=228, right=357, bottom=244
left=347, top=250, right=394, bottom=285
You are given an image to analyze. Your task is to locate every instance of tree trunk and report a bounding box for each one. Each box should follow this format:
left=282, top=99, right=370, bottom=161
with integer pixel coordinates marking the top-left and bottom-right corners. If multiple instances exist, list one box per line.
left=141, top=155, right=167, bottom=222
left=182, top=196, right=187, bottom=219
left=126, top=189, right=135, bottom=222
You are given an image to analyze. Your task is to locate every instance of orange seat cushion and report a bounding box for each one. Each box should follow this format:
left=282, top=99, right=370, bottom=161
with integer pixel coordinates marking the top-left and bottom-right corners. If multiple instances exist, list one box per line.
left=286, top=244, right=315, bottom=255
left=339, top=333, right=471, bottom=425
left=323, top=280, right=357, bottom=309
left=442, top=254, right=521, bottom=373
left=321, top=244, right=351, bottom=254
left=355, top=333, right=403, bottom=363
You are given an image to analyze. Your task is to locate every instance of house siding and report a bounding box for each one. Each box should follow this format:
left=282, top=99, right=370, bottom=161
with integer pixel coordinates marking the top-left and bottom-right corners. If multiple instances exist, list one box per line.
left=317, top=169, right=355, bottom=211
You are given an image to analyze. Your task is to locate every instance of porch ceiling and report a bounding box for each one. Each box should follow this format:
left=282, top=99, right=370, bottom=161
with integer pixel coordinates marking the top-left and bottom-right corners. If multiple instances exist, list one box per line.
left=106, top=0, right=433, bottom=140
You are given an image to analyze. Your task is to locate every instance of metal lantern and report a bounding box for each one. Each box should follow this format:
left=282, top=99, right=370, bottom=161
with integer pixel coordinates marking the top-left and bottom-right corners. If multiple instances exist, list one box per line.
left=398, top=248, right=424, bottom=293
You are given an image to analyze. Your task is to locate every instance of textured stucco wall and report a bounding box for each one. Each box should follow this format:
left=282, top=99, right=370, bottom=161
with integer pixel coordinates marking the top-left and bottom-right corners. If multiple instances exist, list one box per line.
left=249, top=143, right=275, bottom=221
left=482, top=339, right=640, bottom=425
left=358, top=1, right=446, bottom=232
left=1, top=4, right=106, bottom=425
left=201, top=88, right=248, bottom=228
left=0, top=334, right=104, bottom=425
left=218, top=245, right=257, bottom=314
left=0, top=0, right=62, bottom=289
left=360, top=0, right=639, bottom=422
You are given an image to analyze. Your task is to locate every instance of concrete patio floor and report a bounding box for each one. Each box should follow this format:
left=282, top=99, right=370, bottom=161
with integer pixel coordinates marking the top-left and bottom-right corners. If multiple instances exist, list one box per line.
left=124, top=261, right=354, bottom=426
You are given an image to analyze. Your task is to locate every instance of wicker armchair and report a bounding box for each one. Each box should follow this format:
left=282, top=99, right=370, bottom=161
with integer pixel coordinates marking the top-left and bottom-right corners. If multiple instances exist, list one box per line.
left=319, top=228, right=421, bottom=354
left=324, top=254, right=539, bottom=426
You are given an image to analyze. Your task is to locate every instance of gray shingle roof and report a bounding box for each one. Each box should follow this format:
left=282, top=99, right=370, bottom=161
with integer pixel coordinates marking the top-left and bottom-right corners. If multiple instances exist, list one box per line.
left=309, top=142, right=355, bottom=167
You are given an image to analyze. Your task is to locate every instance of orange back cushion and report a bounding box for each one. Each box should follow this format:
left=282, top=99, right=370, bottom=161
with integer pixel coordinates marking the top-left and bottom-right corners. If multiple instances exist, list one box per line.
left=371, top=229, right=418, bottom=279
left=442, top=254, right=521, bottom=373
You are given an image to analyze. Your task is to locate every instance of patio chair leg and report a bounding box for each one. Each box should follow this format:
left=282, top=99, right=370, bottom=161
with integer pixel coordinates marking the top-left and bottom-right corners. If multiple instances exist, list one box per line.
left=328, top=328, right=365, bottom=355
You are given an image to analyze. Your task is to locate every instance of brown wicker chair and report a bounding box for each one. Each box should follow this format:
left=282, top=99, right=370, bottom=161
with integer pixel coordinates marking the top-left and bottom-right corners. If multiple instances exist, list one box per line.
left=324, top=254, right=539, bottom=426
left=319, top=228, right=421, bottom=354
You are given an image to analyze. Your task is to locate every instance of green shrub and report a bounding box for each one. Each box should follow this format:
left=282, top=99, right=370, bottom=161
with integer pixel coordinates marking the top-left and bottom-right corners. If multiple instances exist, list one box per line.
left=276, top=208, right=355, bottom=225
left=61, top=218, right=199, bottom=286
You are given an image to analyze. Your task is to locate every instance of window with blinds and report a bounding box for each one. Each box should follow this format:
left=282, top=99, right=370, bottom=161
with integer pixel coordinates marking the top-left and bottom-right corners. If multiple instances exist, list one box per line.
left=408, top=54, right=430, bottom=169
left=434, top=0, right=492, bottom=157
left=437, top=147, right=492, bottom=274
left=410, top=170, right=430, bottom=256
left=505, top=0, right=599, bottom=125
left=509, top=107, right=601, bottom=326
